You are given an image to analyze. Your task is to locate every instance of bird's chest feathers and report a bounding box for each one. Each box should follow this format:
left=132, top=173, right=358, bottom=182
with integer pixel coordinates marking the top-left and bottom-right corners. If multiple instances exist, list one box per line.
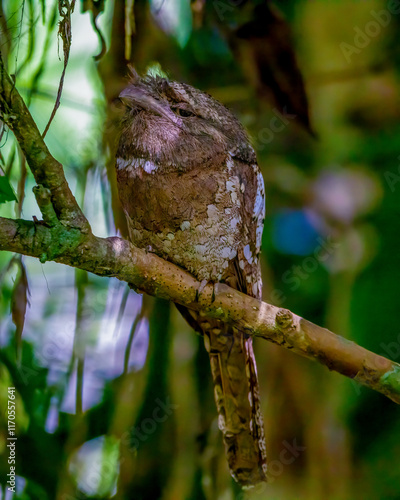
left=117, top=158, right=250, bottom=280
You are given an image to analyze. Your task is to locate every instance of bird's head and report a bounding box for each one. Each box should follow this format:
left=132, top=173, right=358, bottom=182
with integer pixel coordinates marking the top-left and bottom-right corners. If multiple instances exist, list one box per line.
left=117, top=74, right=255, bottom=169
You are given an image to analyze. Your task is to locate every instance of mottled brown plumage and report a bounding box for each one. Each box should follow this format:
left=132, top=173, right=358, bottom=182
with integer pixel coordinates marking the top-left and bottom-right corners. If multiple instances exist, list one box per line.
left=116, top=73, right=267, bottom=486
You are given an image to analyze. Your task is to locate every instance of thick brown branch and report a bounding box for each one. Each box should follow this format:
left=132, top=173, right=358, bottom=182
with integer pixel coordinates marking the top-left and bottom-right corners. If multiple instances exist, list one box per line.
left=0, top=54, right=89, bottom=230
left=1, top=215, right=399, bottom=404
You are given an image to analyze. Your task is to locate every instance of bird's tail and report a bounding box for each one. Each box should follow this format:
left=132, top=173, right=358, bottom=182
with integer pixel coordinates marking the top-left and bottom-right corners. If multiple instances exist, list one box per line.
left=202, top=319, right=267, bottom=486
left=176, top=304, right=267, bottom=486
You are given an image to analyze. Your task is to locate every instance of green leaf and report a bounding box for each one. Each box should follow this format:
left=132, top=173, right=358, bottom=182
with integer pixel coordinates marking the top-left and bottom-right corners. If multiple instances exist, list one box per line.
left=0, top=176, right=17, bottom=204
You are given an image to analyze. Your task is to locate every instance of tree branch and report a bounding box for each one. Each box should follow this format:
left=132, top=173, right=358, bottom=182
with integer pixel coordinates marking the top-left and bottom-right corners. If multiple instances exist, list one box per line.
left=1, top=53, right=399, bottom=406
left=1, top=215, right=399, bottom=404
left=0, top=53, right=89, bottom=230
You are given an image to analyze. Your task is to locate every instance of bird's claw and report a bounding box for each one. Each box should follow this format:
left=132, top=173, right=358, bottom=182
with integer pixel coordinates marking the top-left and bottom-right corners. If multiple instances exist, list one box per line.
left=195, top=279, right=217, bottom=303
left=195, top=279, right=208, bottom=302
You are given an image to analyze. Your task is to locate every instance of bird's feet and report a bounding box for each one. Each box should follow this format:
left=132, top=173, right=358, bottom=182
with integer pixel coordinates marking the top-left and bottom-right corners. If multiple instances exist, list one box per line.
left=195, top=279, right=216, bottom=302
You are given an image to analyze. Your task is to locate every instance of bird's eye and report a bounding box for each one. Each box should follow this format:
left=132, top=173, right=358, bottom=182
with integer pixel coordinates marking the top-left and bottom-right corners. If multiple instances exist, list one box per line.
left=172, top=107, right=196, bottom=118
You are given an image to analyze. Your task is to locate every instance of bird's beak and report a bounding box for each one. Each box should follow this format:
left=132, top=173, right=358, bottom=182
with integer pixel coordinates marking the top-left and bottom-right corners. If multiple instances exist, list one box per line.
left=119, top=86, right=182, bottom=126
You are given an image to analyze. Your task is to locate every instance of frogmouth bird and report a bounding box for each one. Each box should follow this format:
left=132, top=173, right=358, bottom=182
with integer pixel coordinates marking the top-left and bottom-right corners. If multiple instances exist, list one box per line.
left=116, top=72, right=267, bottom=486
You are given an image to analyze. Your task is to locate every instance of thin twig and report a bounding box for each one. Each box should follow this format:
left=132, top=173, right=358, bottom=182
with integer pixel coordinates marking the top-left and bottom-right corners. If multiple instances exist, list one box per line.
left=42, top=0, right=76, bottom=138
